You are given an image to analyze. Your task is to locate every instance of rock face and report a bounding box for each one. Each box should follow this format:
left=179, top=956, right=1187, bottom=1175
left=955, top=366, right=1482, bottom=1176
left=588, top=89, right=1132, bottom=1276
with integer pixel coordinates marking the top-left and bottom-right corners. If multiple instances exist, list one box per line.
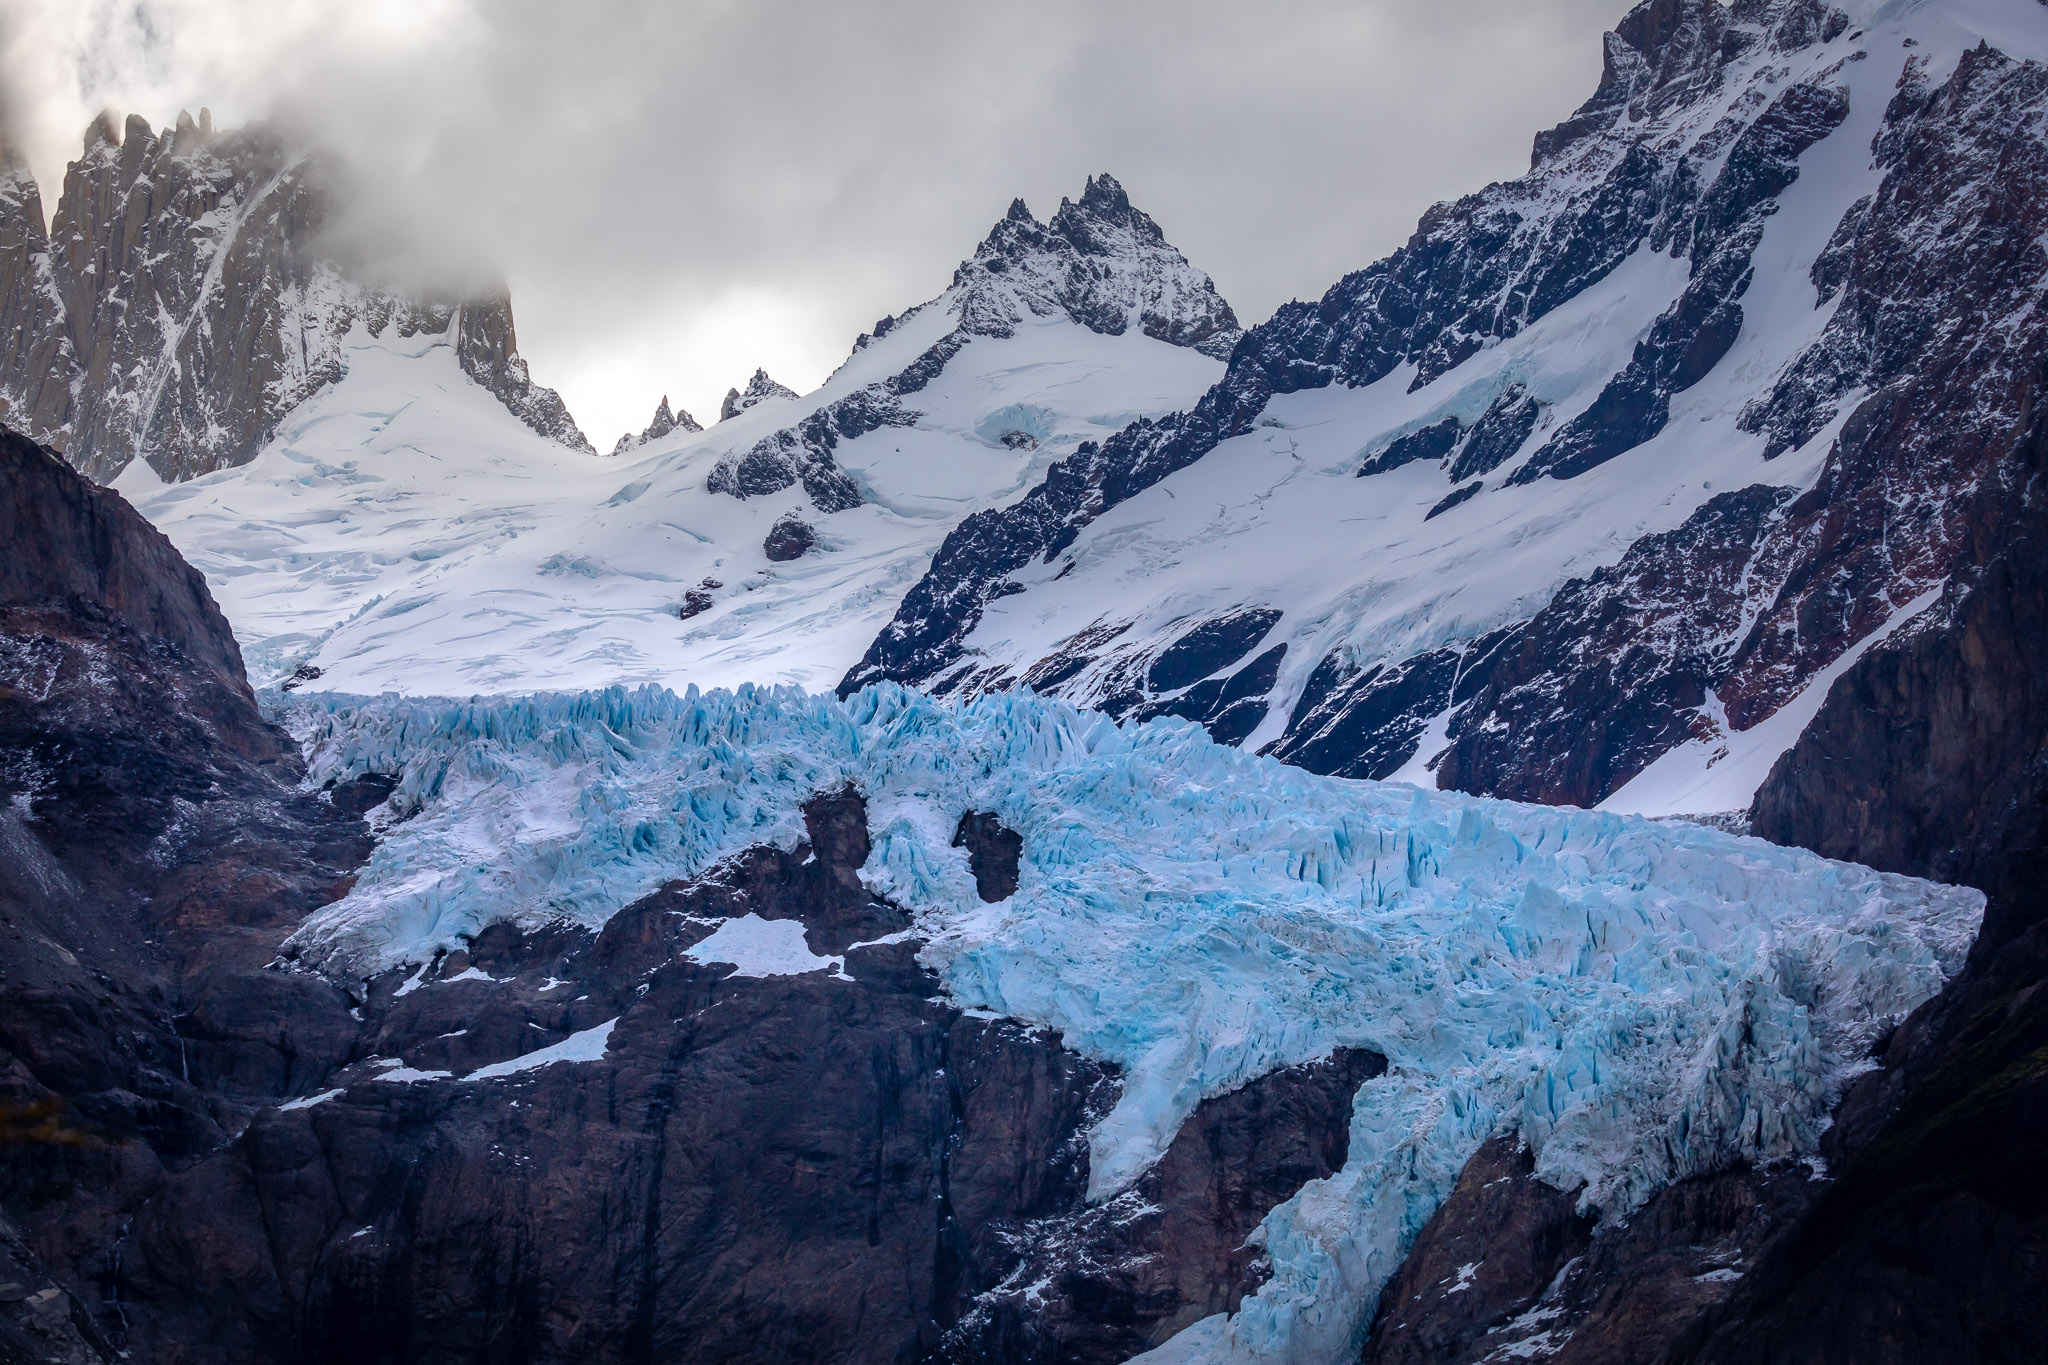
left=610, top=394, right=702, bottom=455
left=841, top=0, right=2048, bottom=828
left=0, top=426, right=254, bottom=693
left=0, top=425, right=376, bottom=1364
left=942, top=1047, right=1384, bottom=1363
left=939, top=174, right=1240, bottom=359
left=0, top=113, right=589, bottom=483
left=762, top=510, right=817, bottom=561
left=708, top=384, right=894, bottom=511
left=951, top=811, right=1022, bottom=903
left=1360, top=1133, right=1814, bottom=1365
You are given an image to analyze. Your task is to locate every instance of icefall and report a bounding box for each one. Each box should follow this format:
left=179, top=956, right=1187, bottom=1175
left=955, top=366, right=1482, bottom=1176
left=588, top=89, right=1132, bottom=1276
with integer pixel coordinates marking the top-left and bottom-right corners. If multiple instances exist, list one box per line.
left=278, top=682, right=1979, bottom=1363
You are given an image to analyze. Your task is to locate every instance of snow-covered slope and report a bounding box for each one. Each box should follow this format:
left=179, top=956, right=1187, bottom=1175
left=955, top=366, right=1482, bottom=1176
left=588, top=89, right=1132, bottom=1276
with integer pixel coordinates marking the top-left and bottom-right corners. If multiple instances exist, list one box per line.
left=124, top=176, right=1235, bottom=695
left=848, top=0, right=2048, bottom=824
left=280, top=680, right=1980, bottom=1364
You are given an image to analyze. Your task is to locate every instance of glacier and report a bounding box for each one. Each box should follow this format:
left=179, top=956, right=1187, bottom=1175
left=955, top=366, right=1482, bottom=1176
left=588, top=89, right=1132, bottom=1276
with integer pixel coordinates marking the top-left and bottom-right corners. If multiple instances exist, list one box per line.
left=280, top=682, right=1980, bottom=1363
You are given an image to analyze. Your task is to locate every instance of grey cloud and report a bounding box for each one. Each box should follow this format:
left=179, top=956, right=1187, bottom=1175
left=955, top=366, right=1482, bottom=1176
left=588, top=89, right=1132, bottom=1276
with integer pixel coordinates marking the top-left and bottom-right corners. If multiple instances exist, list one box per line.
left=2, top=0, right=1621, bottom=445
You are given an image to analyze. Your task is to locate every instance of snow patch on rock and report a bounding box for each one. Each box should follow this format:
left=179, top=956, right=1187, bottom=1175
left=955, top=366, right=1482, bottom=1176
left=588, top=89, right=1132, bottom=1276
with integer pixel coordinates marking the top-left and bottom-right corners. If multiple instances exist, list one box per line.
left=464, top=1018, right=618, bottom=1081
left=684, top=914, right=846, bottom=978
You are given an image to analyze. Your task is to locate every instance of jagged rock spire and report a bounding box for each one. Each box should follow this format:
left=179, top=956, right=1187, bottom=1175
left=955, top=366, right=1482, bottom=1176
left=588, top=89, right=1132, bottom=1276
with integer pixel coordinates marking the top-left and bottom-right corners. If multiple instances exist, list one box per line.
left=948, top=171, right=1240, bottom=357
left=611, top=393, right=702, bottom=455
left=720, top=368, right=798, bottom=421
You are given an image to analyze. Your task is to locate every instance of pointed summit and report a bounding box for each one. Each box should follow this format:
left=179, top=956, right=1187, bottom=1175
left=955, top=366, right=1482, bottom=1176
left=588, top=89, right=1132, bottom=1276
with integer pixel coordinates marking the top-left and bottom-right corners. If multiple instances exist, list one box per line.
left=1072, top=171, right=1134, bottom=218
left=949, top=172, right=1239, bottom=357
left=610, top=394, right=702, bottom=455
left=83, top=110, right=122, bottom=154
left=1049, top=172, right=1163, bottom=251
left=720, top=368, right=798, bottom=421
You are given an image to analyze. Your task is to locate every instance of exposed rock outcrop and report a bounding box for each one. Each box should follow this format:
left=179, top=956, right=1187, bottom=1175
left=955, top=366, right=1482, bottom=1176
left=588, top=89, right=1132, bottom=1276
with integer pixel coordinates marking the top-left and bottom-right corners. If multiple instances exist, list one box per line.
left=944, top=174, right=1240, bottom=359
left=762, top=511, right=817, bottom=561
left=942, top=1046, right=1385, bottom=1363
left=0, top=426, right=254, bottom=696
left=951, top=811, right=1022, bottom=903
left=1363, top=1133, right=1815, bottom=1365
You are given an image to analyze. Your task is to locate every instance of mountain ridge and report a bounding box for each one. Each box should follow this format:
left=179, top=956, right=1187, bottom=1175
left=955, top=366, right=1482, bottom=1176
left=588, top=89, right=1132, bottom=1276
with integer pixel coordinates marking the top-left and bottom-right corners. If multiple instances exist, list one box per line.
left=0, top=112, right=590, bottom=483
left=120, top=172, right=1237, bottom=695
left=843, top=0, right=2048, bottom=833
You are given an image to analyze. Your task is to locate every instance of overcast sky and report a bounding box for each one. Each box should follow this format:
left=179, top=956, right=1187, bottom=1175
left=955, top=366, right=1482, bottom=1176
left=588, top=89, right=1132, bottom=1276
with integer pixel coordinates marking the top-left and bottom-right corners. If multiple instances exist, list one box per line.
left=1, top=0, right=1621, bottom=447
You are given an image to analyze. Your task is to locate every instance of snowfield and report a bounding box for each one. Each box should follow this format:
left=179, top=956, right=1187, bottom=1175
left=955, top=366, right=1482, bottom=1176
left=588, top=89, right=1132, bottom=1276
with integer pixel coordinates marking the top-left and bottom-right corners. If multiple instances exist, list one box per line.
left=116, top=180, right=1228, bottom=698
left=281, top=682, right=1980, bottom=1364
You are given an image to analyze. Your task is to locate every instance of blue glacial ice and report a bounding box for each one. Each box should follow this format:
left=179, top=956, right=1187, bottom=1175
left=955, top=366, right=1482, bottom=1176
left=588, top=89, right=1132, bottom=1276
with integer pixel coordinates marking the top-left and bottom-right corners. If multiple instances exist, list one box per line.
left=279, top=682, right=1981, bottom=1364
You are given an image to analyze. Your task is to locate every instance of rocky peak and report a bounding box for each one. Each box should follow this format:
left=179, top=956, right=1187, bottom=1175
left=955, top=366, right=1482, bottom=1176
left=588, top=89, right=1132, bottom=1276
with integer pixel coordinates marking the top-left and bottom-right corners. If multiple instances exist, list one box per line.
left=0, top=112, right=591, bottom=483
left=949, top=171, right=1240, bottom=357
left=0, top=146, right=67, bottom=448
left=610, top=394, right=702, bottom=455
left=716, top=172, right=1244, bottom=514
left=719, top=368, right=798, bottom=421
left=168, top=107, right=216, bottom=157
left=82, top=109, right=122, bottom=155
left=1531, top=0, right=1848, bottom=164
left=1048, top=171, right=1151, bottom=247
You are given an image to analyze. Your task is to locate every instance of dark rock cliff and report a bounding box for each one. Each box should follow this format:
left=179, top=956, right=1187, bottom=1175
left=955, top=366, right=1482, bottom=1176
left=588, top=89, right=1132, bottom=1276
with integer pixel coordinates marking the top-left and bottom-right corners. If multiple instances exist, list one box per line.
left=0, top=427, right=255, bottom=698
left=0, top=426, right=375, bottom=1363
left=1657, top=427, right=2048, bottom=1363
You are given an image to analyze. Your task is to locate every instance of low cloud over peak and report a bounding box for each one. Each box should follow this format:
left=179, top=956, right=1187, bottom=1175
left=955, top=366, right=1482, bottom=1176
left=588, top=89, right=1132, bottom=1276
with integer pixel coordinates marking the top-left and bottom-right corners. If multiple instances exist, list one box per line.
left=3, top=0, right=1616, bottom=443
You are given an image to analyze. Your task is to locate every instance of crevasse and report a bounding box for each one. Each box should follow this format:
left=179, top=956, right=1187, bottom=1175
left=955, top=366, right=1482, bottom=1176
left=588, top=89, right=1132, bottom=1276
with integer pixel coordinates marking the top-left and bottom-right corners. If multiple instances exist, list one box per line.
left=280, top=683, right=1980, bottom=1364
